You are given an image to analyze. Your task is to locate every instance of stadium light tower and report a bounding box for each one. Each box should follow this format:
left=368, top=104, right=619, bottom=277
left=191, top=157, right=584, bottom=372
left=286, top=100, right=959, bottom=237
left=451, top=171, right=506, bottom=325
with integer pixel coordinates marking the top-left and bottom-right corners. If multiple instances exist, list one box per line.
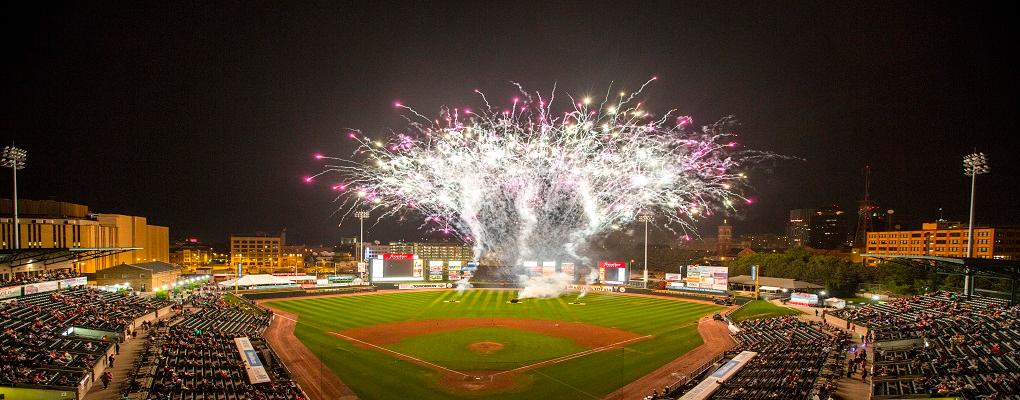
left=638, top=213, right=654, bottom=288
left=1, top=146, right=27, bottom=250
left=963, top=152, right=989, bottom=296
left=354, top=211, right=370, bottom=275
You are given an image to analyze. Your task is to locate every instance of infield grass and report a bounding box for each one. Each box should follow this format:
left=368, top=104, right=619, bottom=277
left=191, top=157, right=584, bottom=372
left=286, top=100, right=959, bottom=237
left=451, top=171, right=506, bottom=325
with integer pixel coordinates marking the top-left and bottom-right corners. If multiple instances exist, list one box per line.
left=387, top=327, right=586, bottom=370
left=266, top=290, right=720, bottom=400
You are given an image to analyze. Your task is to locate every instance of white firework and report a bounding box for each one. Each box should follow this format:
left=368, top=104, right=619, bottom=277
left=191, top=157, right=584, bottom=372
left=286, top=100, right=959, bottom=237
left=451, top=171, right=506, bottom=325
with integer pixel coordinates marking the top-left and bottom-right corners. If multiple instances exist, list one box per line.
left=310, top=79, right=768, bottom=268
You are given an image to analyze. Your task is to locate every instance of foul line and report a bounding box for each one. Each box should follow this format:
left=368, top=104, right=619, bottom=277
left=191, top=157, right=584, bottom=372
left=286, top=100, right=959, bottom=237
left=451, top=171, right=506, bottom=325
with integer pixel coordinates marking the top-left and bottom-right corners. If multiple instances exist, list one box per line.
left=490, top=334, right=653, bottom=377
left=329, top=332, right=469, bottom=377
left=330, top=331, right=651, bottom=378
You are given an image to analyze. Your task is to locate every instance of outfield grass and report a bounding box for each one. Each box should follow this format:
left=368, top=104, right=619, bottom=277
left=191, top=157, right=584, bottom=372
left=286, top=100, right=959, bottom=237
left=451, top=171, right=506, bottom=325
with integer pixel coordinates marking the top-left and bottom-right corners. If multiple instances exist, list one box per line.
left=266, top=290, right=720, bottom=400
left=727, top=300, right=802, bottom=322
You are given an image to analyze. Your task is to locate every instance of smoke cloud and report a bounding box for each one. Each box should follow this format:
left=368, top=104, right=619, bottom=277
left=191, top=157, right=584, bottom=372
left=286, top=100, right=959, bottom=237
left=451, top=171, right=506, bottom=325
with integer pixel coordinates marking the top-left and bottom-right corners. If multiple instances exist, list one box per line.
left=516, top=272, right=575, bottom=299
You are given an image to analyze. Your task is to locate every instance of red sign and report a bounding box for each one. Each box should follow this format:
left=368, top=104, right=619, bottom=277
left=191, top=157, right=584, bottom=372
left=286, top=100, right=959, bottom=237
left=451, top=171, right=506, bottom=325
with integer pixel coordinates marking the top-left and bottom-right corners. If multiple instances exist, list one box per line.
left=599, top=261, right=626, bottom=269
left=383, top=253, right=415, bottom=260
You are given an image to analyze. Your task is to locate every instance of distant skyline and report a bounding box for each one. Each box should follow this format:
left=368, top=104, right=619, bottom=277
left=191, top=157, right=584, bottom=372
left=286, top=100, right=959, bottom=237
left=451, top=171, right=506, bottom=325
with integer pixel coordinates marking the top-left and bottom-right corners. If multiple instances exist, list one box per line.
left=3, top=3, right=1017, bottom=245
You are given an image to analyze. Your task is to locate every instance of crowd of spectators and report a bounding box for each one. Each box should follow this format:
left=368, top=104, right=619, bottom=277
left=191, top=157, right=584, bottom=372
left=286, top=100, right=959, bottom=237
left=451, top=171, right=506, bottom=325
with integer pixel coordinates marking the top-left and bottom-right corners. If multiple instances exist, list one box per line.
left=709, top=316, right=849, bottom=399
left=0, top=269, right=81, bottom=288
left=124, top=292, right=304, bottom=400
left=664, top=315, right=849, bottom=400
left=834, top=292, right=1020, bottom=399
left=1, top=286, right=169, bottom=392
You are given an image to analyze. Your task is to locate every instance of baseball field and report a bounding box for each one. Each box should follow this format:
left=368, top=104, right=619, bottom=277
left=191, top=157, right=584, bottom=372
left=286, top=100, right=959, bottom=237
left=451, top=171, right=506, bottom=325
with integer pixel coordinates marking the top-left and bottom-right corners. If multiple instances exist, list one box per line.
left=264, top=289, right=722, bottom=399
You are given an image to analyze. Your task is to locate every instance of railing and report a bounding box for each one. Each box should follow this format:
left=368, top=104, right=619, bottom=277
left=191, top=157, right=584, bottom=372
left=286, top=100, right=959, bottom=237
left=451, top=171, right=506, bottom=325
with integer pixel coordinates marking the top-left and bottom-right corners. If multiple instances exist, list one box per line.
left=664, top=353, right=726, bottom=396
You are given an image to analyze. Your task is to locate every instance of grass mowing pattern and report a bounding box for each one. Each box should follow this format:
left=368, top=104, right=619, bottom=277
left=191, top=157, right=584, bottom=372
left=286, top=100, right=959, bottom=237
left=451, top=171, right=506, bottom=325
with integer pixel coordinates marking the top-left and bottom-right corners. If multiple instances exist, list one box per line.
left=387, top=327, right=586, bottom=371
left=727, top=300, right=802, bottom=322
left=266, top=290, right=720, bottom=400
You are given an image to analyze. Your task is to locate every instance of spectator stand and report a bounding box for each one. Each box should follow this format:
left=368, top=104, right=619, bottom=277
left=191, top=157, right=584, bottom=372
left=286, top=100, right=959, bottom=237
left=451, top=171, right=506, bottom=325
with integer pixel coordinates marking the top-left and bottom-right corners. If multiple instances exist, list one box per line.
left=1, top=286, right=172, bottom=400
left=670, top=315, right=850, bottom=400
left=832, top=291, right=1020, bottom=399
left=121, top=292, right=306, bottom=400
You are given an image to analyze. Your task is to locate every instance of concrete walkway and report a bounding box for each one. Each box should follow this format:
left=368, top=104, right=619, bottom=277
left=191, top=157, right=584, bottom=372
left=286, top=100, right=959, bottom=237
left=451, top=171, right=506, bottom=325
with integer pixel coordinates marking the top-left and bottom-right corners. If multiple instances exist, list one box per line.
left=81, top=309, right=178, bottom=400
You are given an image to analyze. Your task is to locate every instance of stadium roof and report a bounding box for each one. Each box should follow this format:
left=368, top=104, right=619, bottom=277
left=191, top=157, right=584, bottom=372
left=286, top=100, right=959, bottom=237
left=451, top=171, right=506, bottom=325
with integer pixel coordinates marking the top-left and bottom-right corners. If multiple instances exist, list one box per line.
left=861, top=254, right=1020, bottom=279
left=101, top=261, right=181, bottom=274
left=0, top=247, right=141, bottom=269
left=863, top=253, right=1020, bottom=304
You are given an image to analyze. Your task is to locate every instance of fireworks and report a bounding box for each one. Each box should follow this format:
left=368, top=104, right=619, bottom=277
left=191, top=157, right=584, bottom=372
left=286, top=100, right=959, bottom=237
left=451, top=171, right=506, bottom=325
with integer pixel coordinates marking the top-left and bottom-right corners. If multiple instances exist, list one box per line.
left=310, top=79, right=769, bottom=266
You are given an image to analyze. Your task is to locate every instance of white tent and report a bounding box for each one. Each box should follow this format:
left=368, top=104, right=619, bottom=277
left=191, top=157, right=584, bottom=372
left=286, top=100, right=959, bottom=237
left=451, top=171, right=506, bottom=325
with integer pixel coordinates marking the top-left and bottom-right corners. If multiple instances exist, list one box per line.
left=824, top=297, right=847, bottom=309
left=217, top=274, right=296, bottom=287
left=279, top=275, right=317, bottom=282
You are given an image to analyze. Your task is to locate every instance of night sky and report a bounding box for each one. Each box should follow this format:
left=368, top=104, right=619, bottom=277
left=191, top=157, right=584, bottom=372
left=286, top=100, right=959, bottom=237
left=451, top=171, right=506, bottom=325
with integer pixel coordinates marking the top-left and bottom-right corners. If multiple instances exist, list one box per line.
left=3, top=2, right=1017, bottom=246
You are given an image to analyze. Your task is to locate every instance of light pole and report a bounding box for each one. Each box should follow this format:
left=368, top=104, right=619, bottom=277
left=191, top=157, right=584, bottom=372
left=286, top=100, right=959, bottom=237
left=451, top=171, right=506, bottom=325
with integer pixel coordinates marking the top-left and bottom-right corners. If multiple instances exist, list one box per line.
left=963, top=152, right=989, bottom=297
left=638, top=213, right=653, bottom=288
left=354, top=211, right=370, bottom=279
left=2, top=146, right=27, bottom=250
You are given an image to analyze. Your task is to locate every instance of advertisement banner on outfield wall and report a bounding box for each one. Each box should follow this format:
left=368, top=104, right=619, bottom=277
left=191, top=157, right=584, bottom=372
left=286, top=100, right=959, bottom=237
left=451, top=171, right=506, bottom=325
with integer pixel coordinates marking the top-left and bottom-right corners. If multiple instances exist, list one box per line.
left=560, top=263, right=575, bottom=277
left=428, top=261, right=445, bottom=281
left=542, top=261, right=557, bottom=277
left=447, top=261, right=462, bottom=281
left=58, top=277, right=88, bottom=289
left=684, top=266, right=729, bottom=292
left=564, top=284, right=626, bottom=293
left=398, top=283, right=452, bottom=290
left=22, top=280, right=59, bottom=295
left=665, top=273, right=683, bottom=282
left=0, top=285, right=21, bottom=300
left=234, top=337, right=271, bottom=384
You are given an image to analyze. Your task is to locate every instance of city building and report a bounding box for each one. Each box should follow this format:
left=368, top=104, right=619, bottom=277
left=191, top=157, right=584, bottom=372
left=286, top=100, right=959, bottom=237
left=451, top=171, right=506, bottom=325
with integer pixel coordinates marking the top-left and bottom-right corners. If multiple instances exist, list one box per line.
left=740, top=233, right=791, bottom=252
left=717, top=220, right=732, bottom=257
left=169, top=238, right=224, bottom=273
left=1, top=198, right=169, bottom=273
left=809, top=206, right=848, bottom=250
left=281, top=245, right=309, bottom=272
left=230, top=233, right=283, bottom=274
left=786, top=208, right=815, bottom=247
left=865, top=221, right=1020, bottom=260
left=363, top=242, right=473, bottom=264
left=95, top=261, right=182, bottom=292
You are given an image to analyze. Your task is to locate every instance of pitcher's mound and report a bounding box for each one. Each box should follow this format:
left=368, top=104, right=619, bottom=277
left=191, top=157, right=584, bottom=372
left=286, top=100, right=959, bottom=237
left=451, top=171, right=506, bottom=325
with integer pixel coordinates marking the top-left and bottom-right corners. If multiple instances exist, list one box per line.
left=468, top=341, right=504, bottom=354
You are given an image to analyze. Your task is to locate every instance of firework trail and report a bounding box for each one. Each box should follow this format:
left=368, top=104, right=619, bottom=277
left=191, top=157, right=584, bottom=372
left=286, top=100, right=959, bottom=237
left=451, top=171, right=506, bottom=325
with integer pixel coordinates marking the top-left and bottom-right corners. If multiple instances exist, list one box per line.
left=310, top=79, right=769, bottom=275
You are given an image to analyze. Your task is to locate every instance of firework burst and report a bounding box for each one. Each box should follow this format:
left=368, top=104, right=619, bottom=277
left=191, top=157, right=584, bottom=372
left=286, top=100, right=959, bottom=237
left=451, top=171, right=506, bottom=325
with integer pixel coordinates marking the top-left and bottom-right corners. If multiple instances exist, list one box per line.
left=310, top=79, right=770, bottom=266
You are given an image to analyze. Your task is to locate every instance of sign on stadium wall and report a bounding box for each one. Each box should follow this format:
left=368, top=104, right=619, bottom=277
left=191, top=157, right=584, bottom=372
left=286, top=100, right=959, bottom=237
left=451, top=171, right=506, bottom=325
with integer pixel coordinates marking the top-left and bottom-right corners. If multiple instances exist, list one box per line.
left=0, top=285, right=21, bottom=300
left=383, top=253, right=415, bottom=260
left=58, top=277, right=88, bottom=289
left=398, top=283, right=453, bottom=290
left=789, top=292, right=819, bottom=306
left=22, top=280, right=59, bottom=295
left=234, top=337, right=271, bottom=384
left=564, top=284, right=626, bottom=293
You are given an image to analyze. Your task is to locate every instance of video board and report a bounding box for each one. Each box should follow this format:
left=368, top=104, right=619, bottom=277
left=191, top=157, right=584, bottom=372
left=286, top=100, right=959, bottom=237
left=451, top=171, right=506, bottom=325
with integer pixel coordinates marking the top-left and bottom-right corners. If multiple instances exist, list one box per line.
left=370, top=253, right=423, bottom=282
